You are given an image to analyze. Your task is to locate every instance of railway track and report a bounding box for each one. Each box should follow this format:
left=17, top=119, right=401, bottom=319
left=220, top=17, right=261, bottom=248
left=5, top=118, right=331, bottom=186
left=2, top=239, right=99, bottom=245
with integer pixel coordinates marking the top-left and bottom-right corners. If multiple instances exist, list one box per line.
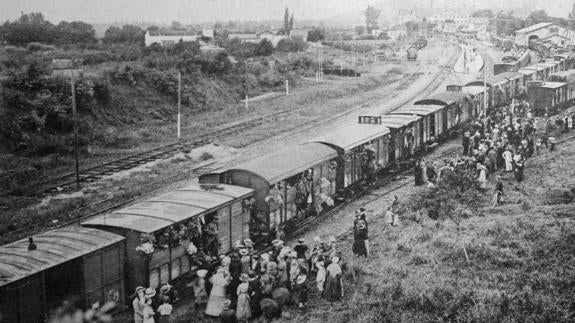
left=0, top=110, right=294, bottom=199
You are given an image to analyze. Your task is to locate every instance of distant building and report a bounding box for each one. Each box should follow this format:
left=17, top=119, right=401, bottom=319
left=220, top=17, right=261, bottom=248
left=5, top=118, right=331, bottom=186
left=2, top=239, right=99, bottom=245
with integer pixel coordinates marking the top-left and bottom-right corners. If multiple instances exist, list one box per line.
left=144, top=30, right=199, bottom=47
left=429, top=13, right=470, bottom=27
left=202, top=29, right=214, bottom=39
left=514, top=22, right=575, bottom=48
left=51, top=59, right=82, bottom=78
left=227, top=33, right=259, bottom=43
left=290, top=29, right=310, bottom=42
left=387, top=25, right=407, bottom=40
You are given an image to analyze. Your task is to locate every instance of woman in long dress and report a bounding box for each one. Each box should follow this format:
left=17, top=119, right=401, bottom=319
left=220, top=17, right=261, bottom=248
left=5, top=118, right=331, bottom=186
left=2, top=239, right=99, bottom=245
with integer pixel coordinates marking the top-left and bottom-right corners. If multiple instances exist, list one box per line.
left=477, top=162, right=487, bottom=190
left=503, top=149, right=513, bottom=172
left=236, top=279, right=252, bottom=322
left=324, top=257, right=343, bottom=302
left=132, top=287, right=146, bottom=323
left=142, top=299, right=155, bottom=323
left=205, top=267, right=230, bottom=317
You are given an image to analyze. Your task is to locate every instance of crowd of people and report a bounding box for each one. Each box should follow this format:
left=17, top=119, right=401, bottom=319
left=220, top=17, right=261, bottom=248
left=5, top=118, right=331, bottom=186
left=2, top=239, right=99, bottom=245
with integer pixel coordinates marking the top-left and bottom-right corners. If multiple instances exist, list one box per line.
left=132, top=235, right=347, bottom=322
left=414, top=100, right=570, bottom=204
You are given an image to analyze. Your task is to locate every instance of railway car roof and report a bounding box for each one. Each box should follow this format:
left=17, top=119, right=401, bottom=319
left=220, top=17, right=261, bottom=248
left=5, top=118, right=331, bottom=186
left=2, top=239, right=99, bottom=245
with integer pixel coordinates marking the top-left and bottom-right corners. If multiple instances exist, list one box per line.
left=498, top=71, right=523, bottom=80
left=0, top=226, right=124, bottom=288
left=226, top=142, right=337, bottom=184
left=378, top=114, right=421, bottom=128
left=414, top=91, right=467, bottom=106
left=391, top=105, right=444, bottom=116
left=536, top=82, right=566, bottom=89
left=522, top=65, right=549, bottom=72
left=463, top=85, right=489, bottom=95
left=311, top=123, right=390, bottom=151
left=517, top=68, right=537, bottom=75
left=82, top=184, right=253, bottom=233
left=551, top=69, right=575, bottom=78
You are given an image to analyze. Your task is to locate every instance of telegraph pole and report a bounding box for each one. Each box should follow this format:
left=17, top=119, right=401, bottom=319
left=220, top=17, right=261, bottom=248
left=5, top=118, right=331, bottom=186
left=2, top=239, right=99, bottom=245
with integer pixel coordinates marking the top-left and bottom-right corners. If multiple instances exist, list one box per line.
left=177, top=71, right=181, bottom=139
left=70, top=74, right=80, bottom=189
left=483, top=64, right=488, bottom=115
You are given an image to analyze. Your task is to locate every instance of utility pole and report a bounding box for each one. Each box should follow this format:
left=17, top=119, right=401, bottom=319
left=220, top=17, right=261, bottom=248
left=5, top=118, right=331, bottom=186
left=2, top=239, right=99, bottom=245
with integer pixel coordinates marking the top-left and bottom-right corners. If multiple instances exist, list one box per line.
left=70, top=74, right=80, bottom=189
left=177, top=71, right=181, bottom=139
left=483, top=64, right=488, bottom=114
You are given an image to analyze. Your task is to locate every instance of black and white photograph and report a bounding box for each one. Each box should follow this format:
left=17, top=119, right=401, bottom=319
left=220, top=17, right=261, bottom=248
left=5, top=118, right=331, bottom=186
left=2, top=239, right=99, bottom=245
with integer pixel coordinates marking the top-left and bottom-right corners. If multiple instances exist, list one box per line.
left=0, top=0, right=574, bottom=322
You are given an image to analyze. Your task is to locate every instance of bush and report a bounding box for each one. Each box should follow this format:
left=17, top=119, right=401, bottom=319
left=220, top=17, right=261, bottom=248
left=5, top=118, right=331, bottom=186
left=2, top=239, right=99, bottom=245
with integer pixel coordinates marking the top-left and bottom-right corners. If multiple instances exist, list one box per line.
left=26, top=42, right=56, bottom=52
left=276, top=38, right=308, bottom=52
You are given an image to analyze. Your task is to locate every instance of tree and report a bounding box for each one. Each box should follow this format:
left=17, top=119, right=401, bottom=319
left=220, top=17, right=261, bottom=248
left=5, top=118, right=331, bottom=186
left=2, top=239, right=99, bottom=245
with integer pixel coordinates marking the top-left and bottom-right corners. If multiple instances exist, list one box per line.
left=171, top=21, right=183, bottom=30
left=471, top=9, right=495, bottom=18
left=307, top=27, right=325, bottom=42
left=284, top=8, right=290, bottom=35
left=3, top=12, right=56, bottom=45
left=54, top=21, right=96, bottom=44
left=570, top=3, right=575, bottom=19
left=412, top=169, right=483, bottom=263
left=526, top=10, right=550, bottom=26
left=103, top=24, right=144, bottom=44
left=276, top=37, right=308, bottom=52
left=365, top=6, right=381, bottom=34
left=354, top=25, right=365, bottom=36
left=290, top=14, right=294, bottom=32
left=254, top=39, right=273, bottom=56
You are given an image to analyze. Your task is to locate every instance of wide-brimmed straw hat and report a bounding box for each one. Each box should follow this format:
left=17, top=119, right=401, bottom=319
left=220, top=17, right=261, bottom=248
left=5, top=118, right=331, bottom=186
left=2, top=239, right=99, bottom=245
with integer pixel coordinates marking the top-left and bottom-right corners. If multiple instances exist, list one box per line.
left=240, top=273, right=251, bottom=282
left=160, top=283, right=172, bottom=294
left=296, top=274, right=307, bottom=285
left=134, top=286, right=145, bottom=295
left=239, top=248, right=249, bottom=256
left=196, top=269, right=208, bottom=278
left=144, top=287, right=156, bottom=299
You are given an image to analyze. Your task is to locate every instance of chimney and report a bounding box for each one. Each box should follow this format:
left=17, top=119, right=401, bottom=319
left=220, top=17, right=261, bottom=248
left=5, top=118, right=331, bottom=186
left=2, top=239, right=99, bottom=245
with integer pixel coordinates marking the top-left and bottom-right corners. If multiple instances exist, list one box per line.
left=28, top=237, right=37, bottom=251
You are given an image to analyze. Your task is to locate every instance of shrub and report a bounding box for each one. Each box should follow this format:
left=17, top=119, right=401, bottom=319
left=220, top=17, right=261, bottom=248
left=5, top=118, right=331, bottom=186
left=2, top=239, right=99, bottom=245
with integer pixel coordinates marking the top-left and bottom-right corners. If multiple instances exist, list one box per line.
left=26, top=42, right=56, bottom=52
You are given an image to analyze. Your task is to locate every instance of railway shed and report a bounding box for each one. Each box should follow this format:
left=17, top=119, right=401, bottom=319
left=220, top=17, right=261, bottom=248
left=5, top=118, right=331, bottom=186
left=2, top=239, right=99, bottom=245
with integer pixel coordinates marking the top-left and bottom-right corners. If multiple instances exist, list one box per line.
left=82, top=183, right=254, bottom=301
left=200, top=143, right=338, bottom=240
left=311, top=120, right=391, bottom=193
left=0, top=226, right=126, bottom=323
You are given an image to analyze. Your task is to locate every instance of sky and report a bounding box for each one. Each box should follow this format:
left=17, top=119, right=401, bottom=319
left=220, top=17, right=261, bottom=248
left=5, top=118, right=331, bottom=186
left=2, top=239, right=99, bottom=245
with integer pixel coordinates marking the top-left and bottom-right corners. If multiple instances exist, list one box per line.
left=0, top=0, right=572, bottom=24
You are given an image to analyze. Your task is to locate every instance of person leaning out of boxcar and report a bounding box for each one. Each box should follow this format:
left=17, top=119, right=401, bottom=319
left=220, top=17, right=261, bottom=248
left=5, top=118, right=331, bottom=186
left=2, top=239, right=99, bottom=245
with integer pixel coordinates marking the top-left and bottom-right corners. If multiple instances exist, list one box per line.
left=132, top=286, right=146, bottom=323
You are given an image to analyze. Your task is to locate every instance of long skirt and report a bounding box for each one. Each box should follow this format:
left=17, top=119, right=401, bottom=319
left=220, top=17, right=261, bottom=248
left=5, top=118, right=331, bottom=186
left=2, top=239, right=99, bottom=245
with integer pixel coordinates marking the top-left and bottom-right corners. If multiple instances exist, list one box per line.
left=205, top=293, right=227, bottom=317
left=236, top=294, right=252, bottom=321
left=352, top=239, right=367, bottom=257
left=159, top=315, right=174, bottom=323
left=324, top=274, right=343, bottom=302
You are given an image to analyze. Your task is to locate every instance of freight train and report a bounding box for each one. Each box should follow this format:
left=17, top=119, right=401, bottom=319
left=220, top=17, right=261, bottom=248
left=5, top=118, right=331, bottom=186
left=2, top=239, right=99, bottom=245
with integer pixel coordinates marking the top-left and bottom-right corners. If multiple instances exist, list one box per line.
left=1, top=46, right=574, bottom=323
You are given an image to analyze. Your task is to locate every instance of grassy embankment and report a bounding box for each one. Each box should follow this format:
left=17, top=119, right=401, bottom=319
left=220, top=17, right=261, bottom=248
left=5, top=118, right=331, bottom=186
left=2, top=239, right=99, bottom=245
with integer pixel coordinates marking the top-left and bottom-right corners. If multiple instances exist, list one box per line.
left=280, top=140, right=575, bottom=322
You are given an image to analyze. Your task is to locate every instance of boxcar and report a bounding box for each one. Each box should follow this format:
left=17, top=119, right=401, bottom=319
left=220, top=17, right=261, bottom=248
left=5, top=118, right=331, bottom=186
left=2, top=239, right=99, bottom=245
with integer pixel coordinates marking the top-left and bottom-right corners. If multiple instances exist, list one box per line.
left=375, top=114, right=422, bottom=161
left=499, top=71, right=524, bottom=98
left=414, top=89, right=469, bottom=133
left=527, top=81, right=568, bottom=113
left=0, top=226, right=125, bottom=323
left=550, top=69, right=575, bottom=100
left=517, top=68, right=537, bottom=85
left=391, top=105, right=446, bottom=145
left=200, top=143, right=338, bottom=239
left=310, top=119, right=391, bottom=193
left=463, top=85, right=490, bottom=115
left=82, top=183, right=254, bottom=301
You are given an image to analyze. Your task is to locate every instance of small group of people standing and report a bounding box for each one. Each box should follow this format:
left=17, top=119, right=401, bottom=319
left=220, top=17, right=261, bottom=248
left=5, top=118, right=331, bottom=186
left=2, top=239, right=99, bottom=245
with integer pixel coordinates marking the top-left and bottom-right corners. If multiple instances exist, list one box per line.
left=352, top=196, right=400, bottom=258
left=132, top=284, right=176, bottom=323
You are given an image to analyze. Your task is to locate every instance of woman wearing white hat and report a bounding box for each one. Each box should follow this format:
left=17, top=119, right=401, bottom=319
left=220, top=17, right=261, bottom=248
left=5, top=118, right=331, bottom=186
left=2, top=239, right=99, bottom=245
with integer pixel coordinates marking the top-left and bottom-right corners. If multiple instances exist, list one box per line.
left=142, top=288, right=156, bottom=323
left=190, top=269, right=208, bottom=310
left=132, top=286, right=146, bottom=323
left=236, top=277, right=252, bottom=322
left=205, top=267, right=230, bottom=317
